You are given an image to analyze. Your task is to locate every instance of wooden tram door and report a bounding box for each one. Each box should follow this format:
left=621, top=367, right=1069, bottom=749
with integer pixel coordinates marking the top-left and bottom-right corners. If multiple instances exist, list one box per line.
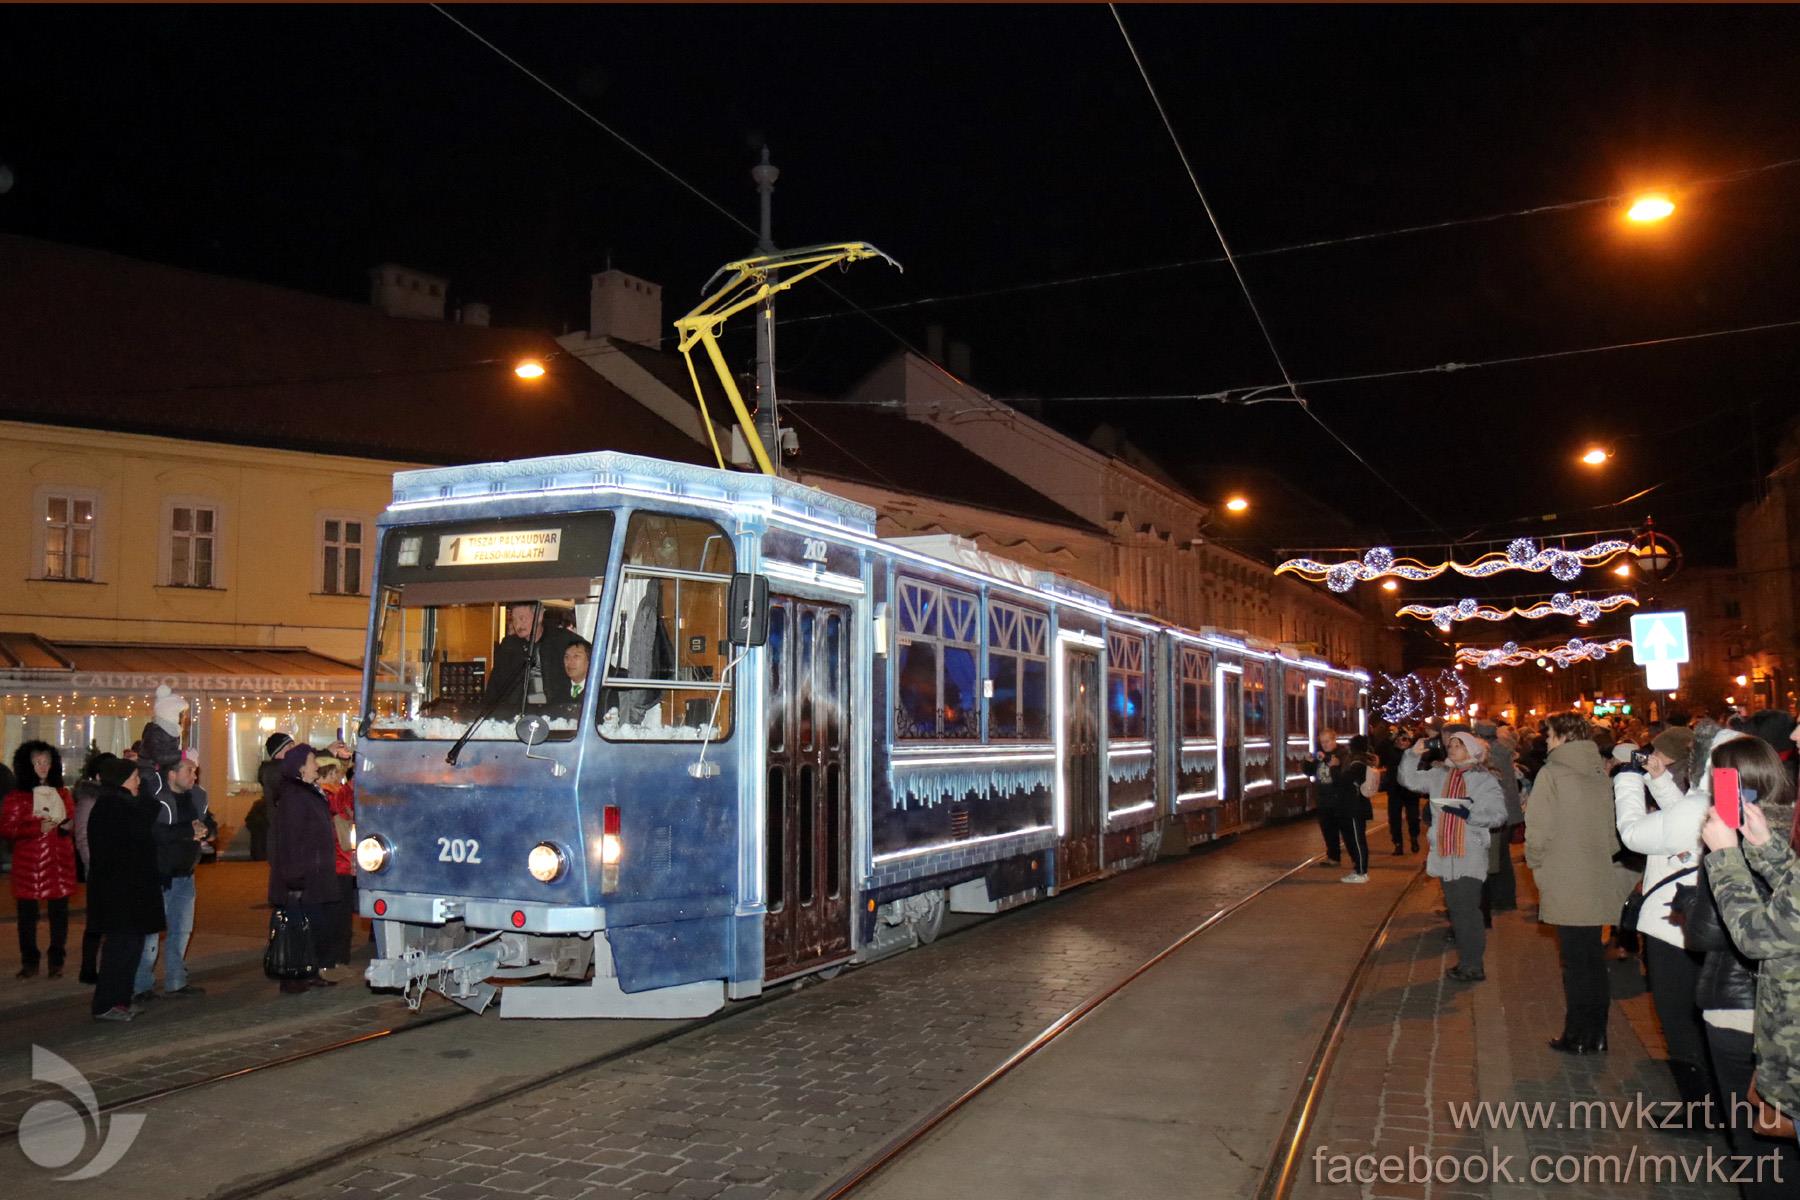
left=1219, top=668, right=1244, bottom=830
left=1057, top=648, right=1104, bottom=888
left=763, top=597, right=853, bottom=981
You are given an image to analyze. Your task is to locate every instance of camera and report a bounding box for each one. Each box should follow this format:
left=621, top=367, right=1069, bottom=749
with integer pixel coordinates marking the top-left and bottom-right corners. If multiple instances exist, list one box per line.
left=1616, top=748, right=1649, bottom=776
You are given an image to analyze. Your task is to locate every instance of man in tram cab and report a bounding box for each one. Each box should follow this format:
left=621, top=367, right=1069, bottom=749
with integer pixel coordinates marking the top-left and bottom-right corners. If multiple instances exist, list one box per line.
left=485, top=602, right=578, bottom=711
left=558, top=639, right=592, bottom=713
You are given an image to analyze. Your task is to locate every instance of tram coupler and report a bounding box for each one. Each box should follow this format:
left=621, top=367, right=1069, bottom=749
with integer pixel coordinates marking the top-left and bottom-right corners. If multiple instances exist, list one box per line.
left=366, top=931, right=503, bottom=1014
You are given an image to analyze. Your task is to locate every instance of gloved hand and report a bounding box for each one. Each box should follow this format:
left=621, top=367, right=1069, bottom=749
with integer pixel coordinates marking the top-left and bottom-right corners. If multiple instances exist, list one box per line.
left=1440, top=804, right=1470, bottom=820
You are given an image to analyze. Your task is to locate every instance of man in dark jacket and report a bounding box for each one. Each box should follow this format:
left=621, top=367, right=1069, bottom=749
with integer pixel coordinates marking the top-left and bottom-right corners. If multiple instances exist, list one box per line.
left=134, top=754, right=215, bottom=1001
left=247, top=733, right=294, bottom=864
left=267, top=745, right=337, bottom=993
left=485, top=603, right=576, bottom=710
left=1306, top=730, right=1352, bottom=867
left=86, top=757, right=164, bottom=1021
left=1378, top=728, right=1423, bottom=854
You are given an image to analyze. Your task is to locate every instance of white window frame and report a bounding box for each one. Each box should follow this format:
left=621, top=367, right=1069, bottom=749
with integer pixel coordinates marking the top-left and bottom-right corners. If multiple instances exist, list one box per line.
left=160, top=495, right=226, bottom=589
left=317, top=511, right=372, bottom=596
left=33, top=485, right=101, bottom=582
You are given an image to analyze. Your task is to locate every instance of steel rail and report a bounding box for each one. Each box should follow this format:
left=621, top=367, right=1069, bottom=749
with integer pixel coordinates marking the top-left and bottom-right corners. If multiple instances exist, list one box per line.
left=816, top=851, right=1327, bottom=1200
left=1255, top=866, right=1428, bottom=1200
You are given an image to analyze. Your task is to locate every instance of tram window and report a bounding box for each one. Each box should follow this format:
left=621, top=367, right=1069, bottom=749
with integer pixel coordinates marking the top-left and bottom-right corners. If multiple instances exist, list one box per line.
left=798, top=765, right=815, bottom=906
left=1285, top=676, right=1308, bottom=734
left=766, top=606, right=786, bottom=753
left=894, top=576, right=979, bottom=740
left=1020, top=658, right=1049, bottom=738
left=1245, top=666, right=1269, bottom=738
left=825, top=763, right=842, bottom=898
left=989, top=652, right=1020, bottom=736
left=988, top=601, right=1048, bottom=741
left=368, top=587, right=602, bottom=742
left=799, top=610, right=816, bottom=751
left=895, top=640, right=939, bottom=738
left=1107, top=632, right=1147, bottom=740
left=600, top=513, right=736, bottom=742
left=824, top=613, right=843, bottom=751
left=766, top=767, right=784, bottom=911
left=1179, top=647, right=1214, bottom=739
left=942, top=645, right=978, bottom=738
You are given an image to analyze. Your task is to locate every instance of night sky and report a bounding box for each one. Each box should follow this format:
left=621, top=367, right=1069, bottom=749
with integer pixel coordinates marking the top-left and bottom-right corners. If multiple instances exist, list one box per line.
left=5, top=4, right=1799, bottom=568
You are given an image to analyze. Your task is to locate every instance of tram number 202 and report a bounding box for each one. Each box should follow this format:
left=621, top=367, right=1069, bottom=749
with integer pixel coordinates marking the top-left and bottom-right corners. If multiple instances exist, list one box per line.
left=437, top=837, right=482, bottom=864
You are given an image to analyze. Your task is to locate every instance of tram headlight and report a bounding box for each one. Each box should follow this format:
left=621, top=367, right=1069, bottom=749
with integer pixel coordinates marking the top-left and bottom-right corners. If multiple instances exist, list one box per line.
left=527, top=841, right=568, bottom=883
left=355, top=835, right=392, bottom=874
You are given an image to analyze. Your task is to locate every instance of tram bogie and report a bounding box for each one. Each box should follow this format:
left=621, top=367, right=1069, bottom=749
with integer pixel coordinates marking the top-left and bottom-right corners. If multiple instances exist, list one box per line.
left=351, top=450, right=1369, bottom=1018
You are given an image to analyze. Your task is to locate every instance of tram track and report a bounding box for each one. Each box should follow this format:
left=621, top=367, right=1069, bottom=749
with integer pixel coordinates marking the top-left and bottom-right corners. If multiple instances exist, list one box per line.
left=818, top=857, right=1428, bottom=1200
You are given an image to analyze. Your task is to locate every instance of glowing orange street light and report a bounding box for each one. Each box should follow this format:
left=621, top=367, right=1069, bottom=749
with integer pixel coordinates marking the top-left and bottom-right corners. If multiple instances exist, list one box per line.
left=1613, top=562, right=1633, bottom=578
left=514, top=359, right=547, bottom=380
left=1381, top=580, right=1398, bottom=592
left=1735, top=674, right=1749, bottom=686
left=1580, top=446, right=1610, bottom=466
left=1224, top=496, right=1249, bottom=514
left=1626, top=195, right=1675, bottom=223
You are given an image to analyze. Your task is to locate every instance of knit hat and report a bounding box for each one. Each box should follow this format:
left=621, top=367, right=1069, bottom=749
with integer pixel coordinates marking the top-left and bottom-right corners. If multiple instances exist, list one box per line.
left=97, top=756, right=137, bottom=789
left=264, top=733, right=294, bottom=760
left=1447, top=731, right=1488, bottom=762
left=1651, top=725, right=1695, bottom=764
left=1610, top=741, right=1640, bottom=763
left=152, top=684, right=188, bottom=737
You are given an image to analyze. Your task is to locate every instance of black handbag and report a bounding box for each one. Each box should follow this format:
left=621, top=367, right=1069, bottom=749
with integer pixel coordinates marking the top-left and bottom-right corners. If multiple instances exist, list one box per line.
left=264, top=906, right=318, bottom=981
left=1620, top=866, right=1698, bottom=934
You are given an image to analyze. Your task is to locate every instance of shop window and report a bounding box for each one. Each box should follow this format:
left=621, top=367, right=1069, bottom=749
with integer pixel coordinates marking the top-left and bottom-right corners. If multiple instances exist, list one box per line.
left=42, top=491, right=96, bottom=581
left=894, top=576, right=978, bottom=739
left=169, top=504, right=218, bottom=588
left=1107, top=630, right=1147, bottom=739
left=988, top=601, right=1049, bottom=739
left=320, top=514, right=368, bottom=595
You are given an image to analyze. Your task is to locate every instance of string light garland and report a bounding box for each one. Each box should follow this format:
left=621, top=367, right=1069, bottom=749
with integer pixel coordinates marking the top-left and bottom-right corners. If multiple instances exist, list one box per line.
left=1277, top=536, right=1634, bottom=593
left=1398, top=591, right=1639, bottom=630
left=1372, top=668, right=1471, bottom=724
left=1454, top=638, right=1632, bottom=670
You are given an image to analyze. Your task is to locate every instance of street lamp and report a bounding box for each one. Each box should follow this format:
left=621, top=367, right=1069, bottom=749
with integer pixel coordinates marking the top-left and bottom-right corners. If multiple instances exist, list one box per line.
left=1580, top=446, right=1611, bottom=466
left=1381, top=580, right=1398, bottom=592
left=513, top=359, right=547, bottom=380
left=1626, top=195, right=1675, bottom=223
left=1224, top=496, right=1249, bottom=514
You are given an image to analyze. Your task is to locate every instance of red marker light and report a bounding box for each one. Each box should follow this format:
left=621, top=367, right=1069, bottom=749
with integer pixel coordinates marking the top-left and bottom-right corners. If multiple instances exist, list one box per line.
left=511, top=910, right=527, bottom=929
left=373, top=898, right=387, bottom=916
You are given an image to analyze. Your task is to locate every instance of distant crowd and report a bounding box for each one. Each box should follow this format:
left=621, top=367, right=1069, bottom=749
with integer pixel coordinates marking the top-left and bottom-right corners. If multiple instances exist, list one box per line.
left=1309, top=703, right=1800, bottom=1194
left=1, top=685, right=362, bottom=1019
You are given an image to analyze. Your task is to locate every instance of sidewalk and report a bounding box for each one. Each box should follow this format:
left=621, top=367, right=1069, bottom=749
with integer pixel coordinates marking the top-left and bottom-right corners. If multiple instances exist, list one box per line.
left=1291, top=853, right=1743, bottom=1199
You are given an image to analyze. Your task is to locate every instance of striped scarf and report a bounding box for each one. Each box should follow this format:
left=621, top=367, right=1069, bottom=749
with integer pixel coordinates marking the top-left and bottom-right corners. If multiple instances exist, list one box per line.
left=1435, top=767, right=1469, bottom=857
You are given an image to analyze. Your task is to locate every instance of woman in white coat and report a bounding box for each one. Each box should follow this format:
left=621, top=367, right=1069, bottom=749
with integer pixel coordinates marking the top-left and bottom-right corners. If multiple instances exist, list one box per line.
left=1613, top=724, right=1708, bottom=1103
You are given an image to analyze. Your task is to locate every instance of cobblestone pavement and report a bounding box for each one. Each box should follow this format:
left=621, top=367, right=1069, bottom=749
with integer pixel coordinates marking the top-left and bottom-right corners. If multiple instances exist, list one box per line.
left=1293, top=849, right=1740, bottom=1200
left=273, top=821, right=1325, bottom=1200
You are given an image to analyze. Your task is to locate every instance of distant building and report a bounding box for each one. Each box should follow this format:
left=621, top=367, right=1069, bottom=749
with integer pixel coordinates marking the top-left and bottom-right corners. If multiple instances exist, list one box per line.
left=1735, top=416, right=1800, bottom=710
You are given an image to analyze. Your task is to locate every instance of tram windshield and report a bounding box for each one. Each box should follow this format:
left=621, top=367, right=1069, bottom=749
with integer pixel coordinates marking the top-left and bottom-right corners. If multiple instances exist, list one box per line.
left=369, top=589, right=604, bottom=742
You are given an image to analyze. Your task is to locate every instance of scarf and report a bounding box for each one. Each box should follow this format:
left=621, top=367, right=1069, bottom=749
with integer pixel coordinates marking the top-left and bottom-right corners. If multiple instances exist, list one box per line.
left=1435, top=767, right=1469, bottom=858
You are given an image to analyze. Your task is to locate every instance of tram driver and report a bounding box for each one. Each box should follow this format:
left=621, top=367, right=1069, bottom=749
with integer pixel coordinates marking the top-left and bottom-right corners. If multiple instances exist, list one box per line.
left=484, top=602, right=579, bottom=711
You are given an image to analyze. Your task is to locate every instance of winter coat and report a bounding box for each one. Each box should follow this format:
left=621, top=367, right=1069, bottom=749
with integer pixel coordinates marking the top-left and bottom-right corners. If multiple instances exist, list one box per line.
left=1674, top=864, right=1758, bottom=1016
left=1525, top=739, right=1640, bottom=926
left=1309, top=747, right=1356, bottom=815
left=1614, top=769, right=1706, bottom=949
left=267, top=753, right=337, bottom=907
left=85, top=786, right=166, bottom=936
left=1400, top=748, right=1506, bottom=883
left=328, top=782, right=356, bottom=876
left=0, top=787, right=79, bottom=900
left=72, top=778, right=99, bottom=869
left=1706, top=834, right=1800, bottom=1114
left=150, top=786, right=210, bottom=882
left=1487, top=741, right=1525, bottom=826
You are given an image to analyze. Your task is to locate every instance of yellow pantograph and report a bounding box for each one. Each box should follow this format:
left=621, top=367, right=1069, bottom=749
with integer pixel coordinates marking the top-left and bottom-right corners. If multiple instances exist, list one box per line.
left=673, top=242, right=900, bottom=475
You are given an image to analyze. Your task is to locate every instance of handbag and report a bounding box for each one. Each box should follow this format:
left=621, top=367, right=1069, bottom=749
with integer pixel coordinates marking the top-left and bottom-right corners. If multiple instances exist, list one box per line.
left=264, top=905, right=318, bottom=981
left=1748, top=1074, right=1797, bottom=1140
left=1620, top=865, right=1698, bottom=934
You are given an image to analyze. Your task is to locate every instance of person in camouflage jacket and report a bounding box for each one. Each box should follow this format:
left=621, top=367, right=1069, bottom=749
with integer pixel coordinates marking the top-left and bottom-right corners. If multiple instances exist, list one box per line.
left=1700, top=735, right=1800, bottom=1118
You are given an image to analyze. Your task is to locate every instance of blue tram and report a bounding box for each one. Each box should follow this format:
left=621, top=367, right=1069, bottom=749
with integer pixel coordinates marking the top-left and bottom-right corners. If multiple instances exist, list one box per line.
left=354, top=451, right=1368, bottom=1018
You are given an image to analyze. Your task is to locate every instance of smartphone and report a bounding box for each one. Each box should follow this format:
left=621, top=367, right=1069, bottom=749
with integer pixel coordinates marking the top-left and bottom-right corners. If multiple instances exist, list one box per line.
left=1713, top=767, right=1742, bottom=831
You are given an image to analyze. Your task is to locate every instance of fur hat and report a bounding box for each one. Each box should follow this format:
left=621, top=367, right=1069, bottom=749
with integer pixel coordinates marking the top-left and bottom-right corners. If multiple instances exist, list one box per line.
left=1651, top=725, right=1695, bottom=765
left=152, top=684, right=188, bottom=737
left=97, top=756, right=137, bottom=790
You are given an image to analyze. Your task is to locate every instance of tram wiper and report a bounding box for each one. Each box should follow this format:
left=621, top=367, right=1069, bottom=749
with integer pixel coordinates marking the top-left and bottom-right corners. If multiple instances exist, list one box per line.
left=445, top=622, right=540, bottom=766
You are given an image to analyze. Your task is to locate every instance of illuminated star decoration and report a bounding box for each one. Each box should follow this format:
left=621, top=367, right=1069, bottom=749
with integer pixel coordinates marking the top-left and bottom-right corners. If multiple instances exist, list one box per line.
left=1276, top=537, right=1635, bottom=593
left=1397, top=592, right=1639, bottom=630
left=1454, top=638, right=1632, bottom=670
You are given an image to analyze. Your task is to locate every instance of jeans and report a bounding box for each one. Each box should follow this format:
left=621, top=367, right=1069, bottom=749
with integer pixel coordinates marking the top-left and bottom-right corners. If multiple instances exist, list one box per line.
left=1442, top=876, right=1486, bottom=971
left=16, top=896, right=70, bottom=968
left=1555, top=924, right=1611, bottom=1043
left=135, top=874, right=195, bottom=994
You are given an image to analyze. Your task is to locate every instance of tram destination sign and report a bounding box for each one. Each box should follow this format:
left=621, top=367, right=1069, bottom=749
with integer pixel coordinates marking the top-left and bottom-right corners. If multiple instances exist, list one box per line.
left=438, top=529, right=563, bottom=567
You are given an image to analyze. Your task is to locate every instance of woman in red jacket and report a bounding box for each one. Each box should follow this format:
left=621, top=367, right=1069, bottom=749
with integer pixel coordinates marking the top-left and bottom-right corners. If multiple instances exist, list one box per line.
left=2, top=741, right=79, bottom=978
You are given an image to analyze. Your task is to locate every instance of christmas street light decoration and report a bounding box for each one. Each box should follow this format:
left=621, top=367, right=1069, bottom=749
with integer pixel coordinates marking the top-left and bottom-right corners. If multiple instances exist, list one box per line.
left=1276, top=536, right=1634, bottom=593
left=1453, top=637, right=1632, bottom=670
left=1397, top=591, right=1638, bottom=630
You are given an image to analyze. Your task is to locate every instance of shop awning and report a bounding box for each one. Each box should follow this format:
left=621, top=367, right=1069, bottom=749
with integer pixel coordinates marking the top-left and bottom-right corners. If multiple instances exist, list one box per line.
left=0, top=637, right=366, bottom=694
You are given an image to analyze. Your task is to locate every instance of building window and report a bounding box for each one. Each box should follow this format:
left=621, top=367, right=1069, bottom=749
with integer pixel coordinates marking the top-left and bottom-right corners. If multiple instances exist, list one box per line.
left=322, top=517, right=367, bottom=595
left=988, top=601, right=1049, bottom=739
left=43, top=493, right=96, bottom=581
left=169, top=505, right=217, bottom=588
left=894, top=576, right=979, bottom=739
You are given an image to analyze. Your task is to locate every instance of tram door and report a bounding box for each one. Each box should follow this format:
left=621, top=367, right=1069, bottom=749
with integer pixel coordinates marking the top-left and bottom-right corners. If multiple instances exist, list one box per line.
left=1219, top=668, right=1244, bottom=830
left=1057, top=648, right=1104, bottom=888
left=763, top=597, right=852, bottom=981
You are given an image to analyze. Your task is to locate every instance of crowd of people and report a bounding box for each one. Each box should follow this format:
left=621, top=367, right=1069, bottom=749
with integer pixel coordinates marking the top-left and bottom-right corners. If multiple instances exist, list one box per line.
left=1314, top=702, right=1800, bottom=1191
left=0, top=686, right=363, bottom=1019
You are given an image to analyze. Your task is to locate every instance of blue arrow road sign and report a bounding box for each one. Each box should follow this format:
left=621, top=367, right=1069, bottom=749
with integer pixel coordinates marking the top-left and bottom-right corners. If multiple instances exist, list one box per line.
left=1630, top=611, right=1690, bottom=666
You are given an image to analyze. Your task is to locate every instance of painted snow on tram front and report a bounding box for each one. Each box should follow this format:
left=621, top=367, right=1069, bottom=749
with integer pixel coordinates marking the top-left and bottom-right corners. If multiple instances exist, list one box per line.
left=890, top=757, right=1054, bottom=808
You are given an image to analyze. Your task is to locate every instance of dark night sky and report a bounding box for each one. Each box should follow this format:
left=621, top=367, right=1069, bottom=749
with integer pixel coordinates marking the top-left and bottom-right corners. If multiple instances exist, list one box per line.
left=4, top=4, right=1799, bottom=567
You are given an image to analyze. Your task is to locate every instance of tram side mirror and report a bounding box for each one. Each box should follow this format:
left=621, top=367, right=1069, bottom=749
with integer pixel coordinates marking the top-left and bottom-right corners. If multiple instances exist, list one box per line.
left=727, top=572, right=770, bottom=647
left=515, top=715, right=551, bottom=748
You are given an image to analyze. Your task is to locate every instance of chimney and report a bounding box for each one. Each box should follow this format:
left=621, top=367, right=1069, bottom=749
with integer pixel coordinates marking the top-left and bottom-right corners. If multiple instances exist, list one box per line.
left=458, top=302, right=491, bottom=327
left=948, top=340, right=972, bottom=379
left=368, top=264, right=448, bottom=321
left=589, top=268, right=663, bottom=348
left=925, top=324, right=945, bottom=364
